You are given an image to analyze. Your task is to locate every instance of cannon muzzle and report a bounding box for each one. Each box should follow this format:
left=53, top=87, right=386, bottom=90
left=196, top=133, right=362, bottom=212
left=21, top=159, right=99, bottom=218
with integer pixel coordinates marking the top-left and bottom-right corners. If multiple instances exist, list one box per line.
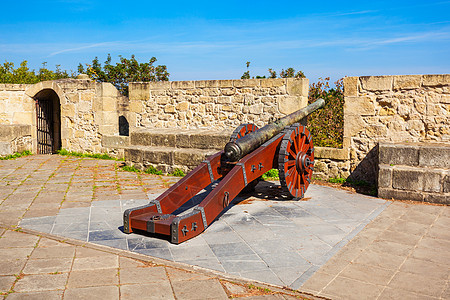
left=224, top=98, right=325, bottom=162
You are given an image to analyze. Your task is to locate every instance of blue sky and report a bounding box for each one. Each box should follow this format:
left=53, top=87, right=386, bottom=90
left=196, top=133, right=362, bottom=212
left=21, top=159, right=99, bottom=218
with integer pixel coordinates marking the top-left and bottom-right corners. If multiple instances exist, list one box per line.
left=1, top=0, right=449, bottom=83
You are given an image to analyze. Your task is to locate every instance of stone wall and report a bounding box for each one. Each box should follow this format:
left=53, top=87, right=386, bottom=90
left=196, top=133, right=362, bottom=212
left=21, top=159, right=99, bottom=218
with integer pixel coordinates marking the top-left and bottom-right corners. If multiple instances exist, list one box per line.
left=127, top=78, right=309, bottom=130
left=378, top=142, right=449, bottom=204
left=0, top=79, right=122, bottom=155
left=0, top=84, right=34, bottom=125
left=343, top=74, right=450, bottom=184
left=0, top=125, right=32, bottom=155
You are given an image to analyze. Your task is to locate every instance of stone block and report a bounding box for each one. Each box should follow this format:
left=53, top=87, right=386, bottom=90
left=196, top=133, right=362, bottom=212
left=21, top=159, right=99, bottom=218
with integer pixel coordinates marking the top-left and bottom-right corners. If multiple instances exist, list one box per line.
left=190, top=132, right=228, bottom=150
left=378, top=187, right=424, bottom=202
left=393, top=75, right=421, bottom=90
left=422, top=74, right=450, bottom=87
left=286, top=78, right=309, bottom=96
left=343, top=77, right=358, bottom=97
left=62, top=103, right=75, bottom=117
left=0, top=142, right=11, bottom=156
left=176, top=101, right=189, bottom=111
left=314, top=147, right=349, bottom=160
left=423, top=169, right=445, bottom=193
left=424, top=193, right=449, bottom=205
left=102, top=135, right=130, bottom=148
left=124, top=148, right=143, bottom=164
left=101, top=82, right=119, bottom=97
left=343, top=115, right=365, bottom=136
left=143, top=148, right=173, bottom=164
left=260, top=78, right=286, bottom=88
left=418, top=144, right=450, bottom=168
left=147, top=81, right=171, bottom=90
left=164, top=104, right=176, bottom=113
left=360, top=76, right=393, bottom=91
left=379, top=143, right=419, bottom=166
left=233, top=79, right=260, bottom=88
left=345, top=96, right=375, bottom=116
left=173, top=149, right=211, bottom=166
left=171, top=81, right=195, bottom=89
left=195, top=80, right=218, bottom=88
left=129, top=82, right=150, bottom=101
left=278, top=96, right=304, bottom=115
left=175, top=133, right=191, bottom=148
left=444, top=174, right=450, bottom=193
left=130, top=131, right=152, bottom=146
left=151, top=132, right=176, bottom=147
left=12, top=111, right=32, bottom=124
left=378, top=165, right=393, bottom=188
left=392, top=166, right=424, bottom=191
left=217, top=80, right=233, bottom=88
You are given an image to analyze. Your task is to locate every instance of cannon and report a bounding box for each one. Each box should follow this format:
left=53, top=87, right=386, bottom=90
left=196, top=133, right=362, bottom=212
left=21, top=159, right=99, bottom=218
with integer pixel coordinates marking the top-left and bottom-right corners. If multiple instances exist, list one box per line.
left=123, top=99, right=325, bottom=244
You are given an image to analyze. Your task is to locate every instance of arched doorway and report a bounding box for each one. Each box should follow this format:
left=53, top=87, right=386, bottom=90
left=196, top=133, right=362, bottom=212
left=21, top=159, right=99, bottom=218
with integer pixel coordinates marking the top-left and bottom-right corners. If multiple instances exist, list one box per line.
left=34, top=89, right=61, bottom=154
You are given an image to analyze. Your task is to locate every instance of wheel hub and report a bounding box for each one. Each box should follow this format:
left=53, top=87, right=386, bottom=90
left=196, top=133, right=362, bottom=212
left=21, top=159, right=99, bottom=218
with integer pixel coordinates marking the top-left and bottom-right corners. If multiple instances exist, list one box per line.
left=296, top=152, right=311, bottom=173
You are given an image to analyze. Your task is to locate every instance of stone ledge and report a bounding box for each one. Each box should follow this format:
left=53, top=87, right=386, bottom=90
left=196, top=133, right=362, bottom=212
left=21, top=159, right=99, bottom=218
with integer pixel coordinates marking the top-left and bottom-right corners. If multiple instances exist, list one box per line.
left=101, top=135, right=130, bottom=149
left=129, top=128, right=233, bottom=150
left=378, top=187, right=449, bottom=204
left=315, top=147, right=348, bottom=160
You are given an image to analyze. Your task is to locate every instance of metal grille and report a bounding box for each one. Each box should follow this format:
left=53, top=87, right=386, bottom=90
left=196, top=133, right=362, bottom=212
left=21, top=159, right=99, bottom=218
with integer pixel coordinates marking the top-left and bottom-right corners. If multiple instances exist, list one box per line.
left=36, top=99, right=54, bottom=154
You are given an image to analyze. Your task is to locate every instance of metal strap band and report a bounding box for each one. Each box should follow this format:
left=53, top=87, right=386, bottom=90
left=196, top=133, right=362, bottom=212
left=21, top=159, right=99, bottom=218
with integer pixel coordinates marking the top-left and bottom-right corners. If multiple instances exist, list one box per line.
left=150, top=199, right=162, bottom=213
left=194, top=206, right=208, bottom=229
left=202, top=160, right=214, bottom=183
left=236, top=163, right=248, bottom=186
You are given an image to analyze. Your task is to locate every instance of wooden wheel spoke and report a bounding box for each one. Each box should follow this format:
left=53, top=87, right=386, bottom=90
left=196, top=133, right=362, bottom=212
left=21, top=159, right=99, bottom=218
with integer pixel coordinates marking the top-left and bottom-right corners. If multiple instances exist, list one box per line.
left=286, top=160, right=295, bottom=167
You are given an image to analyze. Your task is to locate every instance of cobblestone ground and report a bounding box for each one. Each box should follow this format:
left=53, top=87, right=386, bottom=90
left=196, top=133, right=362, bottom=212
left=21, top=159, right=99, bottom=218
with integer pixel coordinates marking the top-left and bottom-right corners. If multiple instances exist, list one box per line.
left=0, top=155, right=449, bottom=299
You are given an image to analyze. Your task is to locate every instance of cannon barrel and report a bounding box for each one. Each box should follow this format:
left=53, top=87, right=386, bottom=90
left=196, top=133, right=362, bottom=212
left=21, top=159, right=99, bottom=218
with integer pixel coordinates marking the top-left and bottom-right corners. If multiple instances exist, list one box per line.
left=224, top=98, right=325, bottom=162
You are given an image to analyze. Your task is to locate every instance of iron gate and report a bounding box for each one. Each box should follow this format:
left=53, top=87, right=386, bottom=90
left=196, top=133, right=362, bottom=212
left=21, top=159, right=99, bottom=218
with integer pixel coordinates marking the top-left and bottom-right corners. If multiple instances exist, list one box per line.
left=36, top=98, right=54, bottom=154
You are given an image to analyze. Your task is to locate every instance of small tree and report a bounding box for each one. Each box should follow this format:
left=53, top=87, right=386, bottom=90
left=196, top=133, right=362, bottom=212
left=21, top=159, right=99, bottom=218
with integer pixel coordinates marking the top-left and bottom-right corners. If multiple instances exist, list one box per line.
left=0, top=60, right=73, bottom=84
left=78, top=54, right=169, bottom=96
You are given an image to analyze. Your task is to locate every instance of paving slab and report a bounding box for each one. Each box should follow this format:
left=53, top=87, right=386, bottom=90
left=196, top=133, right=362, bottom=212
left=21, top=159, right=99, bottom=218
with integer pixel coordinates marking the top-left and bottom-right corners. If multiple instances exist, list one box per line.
left=19, top=181, right=389, bottom=289
left=2, top=155, right=449, bottom=300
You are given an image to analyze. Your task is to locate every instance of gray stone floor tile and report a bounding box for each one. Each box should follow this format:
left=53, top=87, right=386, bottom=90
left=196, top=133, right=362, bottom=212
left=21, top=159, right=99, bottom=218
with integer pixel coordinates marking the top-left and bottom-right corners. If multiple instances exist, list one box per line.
left=257, top=251, right=310, bottom=268
left=92, top=238, right=128, bottom=250
left=218, top=254, right=267, bottom=273
left=54, top=215, right=89, bottom=224
left=209, top=242, right=256, bottom=257
left=135, top=248, right=173, bottom=261
left=59, top=231, right=88, bottom=241
left=88, top=229, right=127, bottom=241
left=127, top=237, right=170, bottom=250
left=52, top=222, right=89, bottom=234
left=170, top=244, right=216, bottom=261
left=178, top=258, right=226, bottom=272
left=271, top=265, right=312, bottom=286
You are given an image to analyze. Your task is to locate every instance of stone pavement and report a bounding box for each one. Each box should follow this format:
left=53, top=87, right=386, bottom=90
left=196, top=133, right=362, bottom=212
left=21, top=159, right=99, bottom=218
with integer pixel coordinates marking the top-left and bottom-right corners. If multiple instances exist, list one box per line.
left=0, top=155, right=449, bottom=299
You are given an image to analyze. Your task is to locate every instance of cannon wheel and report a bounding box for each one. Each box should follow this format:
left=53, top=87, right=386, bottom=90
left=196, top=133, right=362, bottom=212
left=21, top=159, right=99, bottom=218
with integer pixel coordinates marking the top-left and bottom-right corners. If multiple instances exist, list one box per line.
left=229, top=123, right=259, bottom=142
left=278, top=123, right=314, bottom=199
left=230, top=123, right=260, bottom=193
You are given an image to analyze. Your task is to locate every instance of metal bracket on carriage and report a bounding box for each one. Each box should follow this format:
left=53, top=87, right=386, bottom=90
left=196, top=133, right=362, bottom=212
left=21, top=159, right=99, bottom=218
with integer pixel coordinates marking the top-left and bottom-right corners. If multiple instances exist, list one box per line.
left=123, top=99, right=325, bottom=244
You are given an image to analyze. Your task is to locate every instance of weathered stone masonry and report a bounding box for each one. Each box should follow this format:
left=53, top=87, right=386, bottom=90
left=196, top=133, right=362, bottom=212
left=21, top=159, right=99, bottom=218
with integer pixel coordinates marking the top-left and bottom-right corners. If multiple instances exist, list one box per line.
left=126, top=78, right=309, bottom=130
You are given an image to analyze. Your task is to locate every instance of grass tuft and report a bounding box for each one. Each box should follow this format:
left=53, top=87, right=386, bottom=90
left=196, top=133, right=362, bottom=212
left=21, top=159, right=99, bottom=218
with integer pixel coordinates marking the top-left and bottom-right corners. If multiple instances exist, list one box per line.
left=0, top=150, right=32, bottom=160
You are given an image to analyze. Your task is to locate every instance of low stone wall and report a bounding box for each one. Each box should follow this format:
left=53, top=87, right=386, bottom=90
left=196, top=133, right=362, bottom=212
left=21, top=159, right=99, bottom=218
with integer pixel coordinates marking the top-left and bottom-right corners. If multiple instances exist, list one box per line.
left=0, top=124, right=32, bottom=156
left=378, top=142, right=449, bottom=204
left=127, top=78, right=309, bottom=130
left=343, top=74, right=450, bottom=184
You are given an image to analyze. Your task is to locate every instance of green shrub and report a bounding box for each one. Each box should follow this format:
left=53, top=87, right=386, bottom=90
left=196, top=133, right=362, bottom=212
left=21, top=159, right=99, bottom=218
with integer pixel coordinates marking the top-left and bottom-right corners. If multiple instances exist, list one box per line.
left=262, top=169, right=279, bottom=180
left=121, top=165, right=141, bottom=173
left=170, top=168, right=186, bottom=177
left=144, top=165, right=163, bottom=175
left=308, top=77, right=344, bottom=148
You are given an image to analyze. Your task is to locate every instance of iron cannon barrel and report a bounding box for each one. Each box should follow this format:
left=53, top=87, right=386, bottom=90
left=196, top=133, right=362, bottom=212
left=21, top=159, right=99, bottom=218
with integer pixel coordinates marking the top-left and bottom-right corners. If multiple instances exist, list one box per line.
left=224, top=98, right=325, bottom=162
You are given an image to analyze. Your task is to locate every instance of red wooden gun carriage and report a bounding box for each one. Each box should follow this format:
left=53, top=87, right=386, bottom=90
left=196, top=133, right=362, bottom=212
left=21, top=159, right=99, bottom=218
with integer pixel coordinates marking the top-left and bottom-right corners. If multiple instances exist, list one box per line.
left=123, top=99, right=325, bottom=244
